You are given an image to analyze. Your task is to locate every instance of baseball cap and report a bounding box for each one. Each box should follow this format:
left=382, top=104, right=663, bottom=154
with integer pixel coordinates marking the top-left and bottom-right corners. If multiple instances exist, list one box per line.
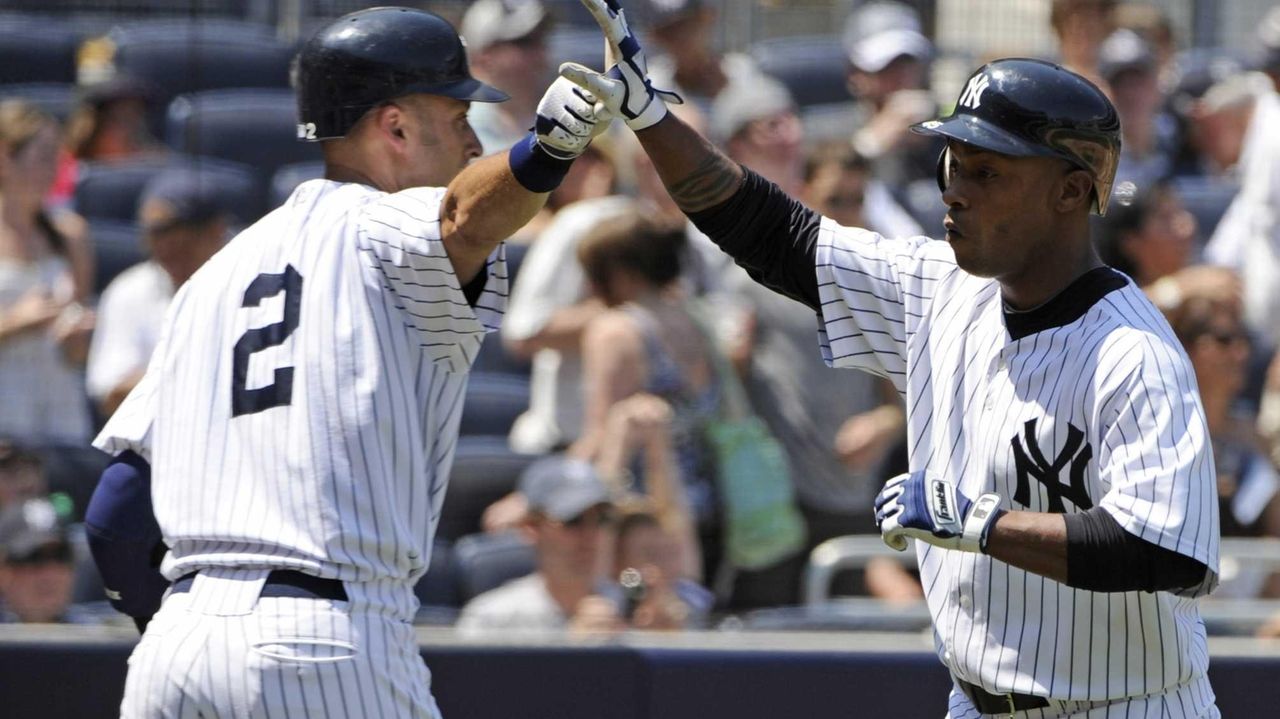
left=1098, top=29, right=1155, bottom=82
left=461, top=0, right=552, bottom=51
left=0, top=498, right=72, bottom=564
left=709, top=73, right=796, bottom=143
left=645, top=0, right=704, bottom=31
left=519, top=455, right=613, bottom=522
left=843, top=1, right=933, bottom=73
left=138, top=168, right=228, bottom=233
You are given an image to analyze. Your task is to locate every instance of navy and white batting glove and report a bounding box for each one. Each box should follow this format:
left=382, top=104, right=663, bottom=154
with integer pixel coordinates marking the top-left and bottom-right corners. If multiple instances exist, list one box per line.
left=533, top=75, right=610, bottom=160
left=874, top=471, right=1004, bottom=553
left=561, top=0, right=683, bottom=131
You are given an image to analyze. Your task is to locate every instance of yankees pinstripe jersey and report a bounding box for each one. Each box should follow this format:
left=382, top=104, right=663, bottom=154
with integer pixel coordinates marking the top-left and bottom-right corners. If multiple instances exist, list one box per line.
left=813, top=219, right=1220, bottom=708
left=94, top=179, right=507, bottom=615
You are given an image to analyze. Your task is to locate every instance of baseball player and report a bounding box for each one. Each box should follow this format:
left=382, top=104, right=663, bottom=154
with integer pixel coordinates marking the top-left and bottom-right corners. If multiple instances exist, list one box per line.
left=85, top=7, right=610, bottom=717
left=564, top=1, right=1221, bottom=716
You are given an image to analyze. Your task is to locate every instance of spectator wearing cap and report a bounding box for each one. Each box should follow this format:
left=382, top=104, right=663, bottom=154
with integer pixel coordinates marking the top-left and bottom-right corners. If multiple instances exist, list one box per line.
left=86, top=169, right=230, bottom=416
left=1099, top=29, right=1176, bottom=189
left=710, top=74, right=805, bottom=196
left=0, top=497, right=100, bottom=623
left=643, top=0, right=766, bottom=117
left=461, top=0, right=554, bottom=155
left=1049, top=0, right=1117, bottom=86
left=842, top=1, right=940, bottom=192
left=0, top=440, right=47, bottom=513
left=1111, top=2, right=1177, bottom=84
left=1199, top=72, right=1280, bottom=346
left=456, top=455, right=623, bottom=633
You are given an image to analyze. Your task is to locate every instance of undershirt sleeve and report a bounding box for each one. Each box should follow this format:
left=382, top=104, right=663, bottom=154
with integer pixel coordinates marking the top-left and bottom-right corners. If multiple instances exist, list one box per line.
left=1064, top=506, right=1208, bottom=593
left=686, top=168, right=823, bottom=311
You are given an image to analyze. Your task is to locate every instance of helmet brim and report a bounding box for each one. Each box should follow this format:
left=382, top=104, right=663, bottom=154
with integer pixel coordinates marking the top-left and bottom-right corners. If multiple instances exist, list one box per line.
left=404, top=77, right=510, bottom=103
left=910, top=114, right=1061, bottom=160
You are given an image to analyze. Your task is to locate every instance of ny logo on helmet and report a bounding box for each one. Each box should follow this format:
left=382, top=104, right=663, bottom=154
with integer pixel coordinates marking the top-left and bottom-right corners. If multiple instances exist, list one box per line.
left=958, top=74, right=991, bottom=110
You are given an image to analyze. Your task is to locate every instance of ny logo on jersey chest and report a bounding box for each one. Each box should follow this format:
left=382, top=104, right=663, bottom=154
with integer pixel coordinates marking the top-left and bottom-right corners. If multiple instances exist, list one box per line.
left=1009, top=418, right=1093, bottom=513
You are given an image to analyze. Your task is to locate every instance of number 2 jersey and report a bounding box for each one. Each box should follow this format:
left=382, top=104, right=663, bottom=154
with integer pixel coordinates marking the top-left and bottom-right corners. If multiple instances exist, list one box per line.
left=93, top=180, right=508, bottom=594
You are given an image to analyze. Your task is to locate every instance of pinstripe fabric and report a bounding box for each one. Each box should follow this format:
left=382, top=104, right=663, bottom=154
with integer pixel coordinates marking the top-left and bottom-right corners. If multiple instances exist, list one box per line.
left=813, top=218, right=1220, bottom=714
left=98, top=179, right=507, bottom=717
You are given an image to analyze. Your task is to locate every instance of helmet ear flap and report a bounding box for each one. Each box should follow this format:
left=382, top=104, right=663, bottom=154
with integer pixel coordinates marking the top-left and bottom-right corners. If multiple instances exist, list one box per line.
left=935, top=146, right=951, bottom=194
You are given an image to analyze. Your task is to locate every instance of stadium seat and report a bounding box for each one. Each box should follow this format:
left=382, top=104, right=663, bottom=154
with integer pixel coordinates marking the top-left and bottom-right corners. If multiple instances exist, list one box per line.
left=547, top=27, right=607, bottom=77
left=435, top=436, right=540, bottom=541
left=750, top=36, right=851, bottom=108
left=453, top=530, right=536, bottom=603
left=0, top=82, right=77, bottom=121
left=1169, top=175, right=1239, bottom=240
left=165, top=89, right=322, bottom=192
left=0, top=16, right=81, bottom=84
left=106, top=19, right=291, bottom=135
left=458, top=372, right=531, bottom=437
left=75, top=155, right=264, bottom=226
left=270, top=161, right=326, bottom=207
left=414, top=538, right=461, bottom=610
left=88, top=219, right=146, bottom=295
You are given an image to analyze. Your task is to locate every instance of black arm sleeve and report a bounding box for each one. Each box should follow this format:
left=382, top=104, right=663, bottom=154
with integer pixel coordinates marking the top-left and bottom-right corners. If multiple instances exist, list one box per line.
left=1064, top=506, right=1208, bottom=593
left=686, top=169, right=824, bottom=311
left=461, top=267, right=488, bottom=307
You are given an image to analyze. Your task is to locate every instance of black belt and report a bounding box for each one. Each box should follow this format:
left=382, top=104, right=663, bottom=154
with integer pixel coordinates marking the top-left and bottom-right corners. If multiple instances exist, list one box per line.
left=956, top=677, right=1050, bottom=715
left=172, top=570, right=348, bottom=602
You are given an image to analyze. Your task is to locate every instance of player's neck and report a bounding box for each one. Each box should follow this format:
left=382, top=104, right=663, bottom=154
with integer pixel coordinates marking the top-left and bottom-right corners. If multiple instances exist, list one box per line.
left=1000, top=234, right=1102, bottom=311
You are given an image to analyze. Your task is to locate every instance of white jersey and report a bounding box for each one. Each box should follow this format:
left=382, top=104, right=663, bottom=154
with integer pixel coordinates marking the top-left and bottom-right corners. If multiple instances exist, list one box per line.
left=813, top=219, right=1220, bottom=710
left=94, top=179, right=507, bottom=606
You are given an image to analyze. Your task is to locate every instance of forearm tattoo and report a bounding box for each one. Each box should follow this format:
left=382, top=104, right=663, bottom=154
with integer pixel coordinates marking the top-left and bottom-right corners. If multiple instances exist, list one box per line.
left=667, top=151, right=744, bottom=213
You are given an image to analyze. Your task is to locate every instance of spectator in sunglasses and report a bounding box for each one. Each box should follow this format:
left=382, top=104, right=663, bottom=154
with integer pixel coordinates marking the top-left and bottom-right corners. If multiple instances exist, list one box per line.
left=457, top=455, right=623, bottom=633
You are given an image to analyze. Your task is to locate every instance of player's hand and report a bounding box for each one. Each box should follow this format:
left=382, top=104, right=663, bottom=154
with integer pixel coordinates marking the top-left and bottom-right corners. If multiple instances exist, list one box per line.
left=533, top=76, right=612, bottom=160
left=874, top=471, right=1004, bottom=554
left=560, top=0, right=683, bottom=131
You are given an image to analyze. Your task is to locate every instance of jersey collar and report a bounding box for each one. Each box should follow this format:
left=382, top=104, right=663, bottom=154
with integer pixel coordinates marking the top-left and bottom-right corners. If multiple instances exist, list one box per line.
left=1002, top=267, right=1128, bottom=340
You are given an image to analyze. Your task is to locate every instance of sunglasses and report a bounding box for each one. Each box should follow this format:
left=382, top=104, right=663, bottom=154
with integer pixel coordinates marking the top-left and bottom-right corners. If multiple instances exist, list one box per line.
left=6, top=543, right=72, bottom=566
left=559, top=509, right=617, bottom=530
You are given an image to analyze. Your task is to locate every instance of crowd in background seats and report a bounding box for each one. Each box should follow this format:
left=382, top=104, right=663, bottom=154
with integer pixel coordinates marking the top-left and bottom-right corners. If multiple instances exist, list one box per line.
left=3, top=0, right=1280, bottom=636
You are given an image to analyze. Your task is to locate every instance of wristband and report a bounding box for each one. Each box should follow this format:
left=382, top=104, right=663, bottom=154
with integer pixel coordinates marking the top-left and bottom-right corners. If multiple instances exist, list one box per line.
left=508, top=133, right=574, bottom=193
left=963, top=494, right=1005, bottom=554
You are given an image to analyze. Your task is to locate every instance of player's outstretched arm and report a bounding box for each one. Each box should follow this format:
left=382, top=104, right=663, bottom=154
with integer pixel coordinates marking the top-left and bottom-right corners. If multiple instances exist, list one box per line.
left=561, top=0, right=743, bottom=213
left=441, top=76, right=610, bottom=283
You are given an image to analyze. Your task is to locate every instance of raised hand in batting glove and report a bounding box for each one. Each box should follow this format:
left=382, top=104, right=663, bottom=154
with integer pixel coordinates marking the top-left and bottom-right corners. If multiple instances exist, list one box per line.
left=560, top=0, right=682, bottom=131
left=534, top=75, right=611, bottom=160
left=874, top=471, right=1005, bottom=553
left=510, top=75, right=612, bottom=193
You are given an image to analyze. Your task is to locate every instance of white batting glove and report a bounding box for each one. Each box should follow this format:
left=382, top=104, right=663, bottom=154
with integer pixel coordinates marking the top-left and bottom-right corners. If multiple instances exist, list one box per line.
left=534, top=76, right=612, bottom=160
left=874, top=471, right=1004, bottom=554
left=560, top=0, right=682, bottom=131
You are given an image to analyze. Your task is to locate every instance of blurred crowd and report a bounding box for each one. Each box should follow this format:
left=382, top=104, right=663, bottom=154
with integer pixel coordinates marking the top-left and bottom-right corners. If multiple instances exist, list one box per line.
left=3, top=0, right=1280, bottom=637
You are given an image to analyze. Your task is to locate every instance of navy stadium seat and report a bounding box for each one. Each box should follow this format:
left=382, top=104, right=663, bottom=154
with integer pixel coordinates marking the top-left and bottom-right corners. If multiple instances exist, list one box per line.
left=270, top=161, right=326, bottom=207
left=751, top=36, right=851, bottom=108
left=435, top=436, right=540, bottom=542
left=166, top=89, right=322, bottom=191
left=547, top=27, right=607, bottom=78
left=458, top=372, right=531, bottom=437
left=0, top=83, right=77, bottom=121
left=107, top=20, right=291, bottom=135
left=0, top=17, right=81, bottom=84
left=414, top=538, right=462, bottom=610
left=88, top=220, right=145, bottom=295
left=453, top=530, right=537, bottom=602
left=75, top=155, right=264, bottom=226
left=1169, top=175, right=1238, bottom=240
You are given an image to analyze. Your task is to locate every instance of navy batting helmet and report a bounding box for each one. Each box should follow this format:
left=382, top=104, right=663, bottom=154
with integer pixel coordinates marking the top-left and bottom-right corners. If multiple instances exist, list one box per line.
left=911, top=58, right=1121, bottom=215
left=293, top=6, right=508, bottom=142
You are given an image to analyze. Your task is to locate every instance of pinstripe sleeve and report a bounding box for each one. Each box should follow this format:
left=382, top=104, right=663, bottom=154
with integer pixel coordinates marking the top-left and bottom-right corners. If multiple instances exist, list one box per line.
left=813, top=219, right=953, bottom=386
left=357, top=187, right=509, bottom=369
left=1096, top=334, right=1220, bottom=595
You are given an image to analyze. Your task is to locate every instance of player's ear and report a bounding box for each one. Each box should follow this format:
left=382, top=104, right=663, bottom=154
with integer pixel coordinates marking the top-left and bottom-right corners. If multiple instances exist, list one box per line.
left=1055, top=168, right=1093, bottom=214
left=373, top=103, right=409, bottom=148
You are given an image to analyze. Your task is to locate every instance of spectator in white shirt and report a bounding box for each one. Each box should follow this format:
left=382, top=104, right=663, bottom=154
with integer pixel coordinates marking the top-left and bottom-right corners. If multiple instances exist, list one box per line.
left=86, top=169, right=228, bottom=416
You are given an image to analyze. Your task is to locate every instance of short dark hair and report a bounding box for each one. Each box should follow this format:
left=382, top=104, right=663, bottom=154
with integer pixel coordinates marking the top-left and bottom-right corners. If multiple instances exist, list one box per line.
left=576, top=205, right=685, bottom=293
